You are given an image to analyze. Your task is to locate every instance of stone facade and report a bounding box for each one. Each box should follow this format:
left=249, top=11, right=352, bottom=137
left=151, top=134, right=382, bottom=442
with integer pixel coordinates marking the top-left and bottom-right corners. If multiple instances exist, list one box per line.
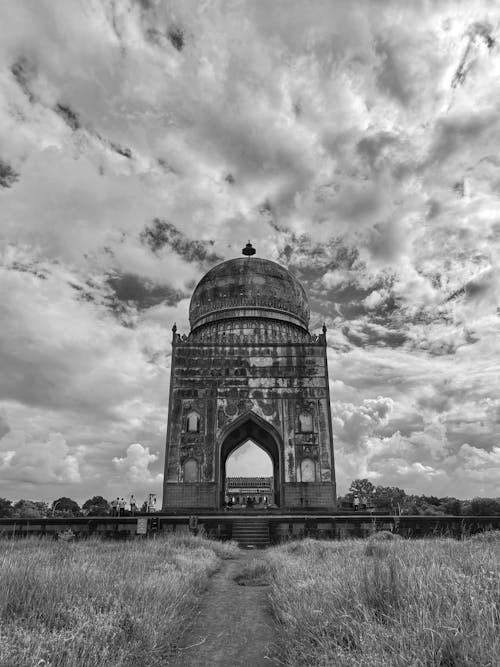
left=162, top=251, right=336, bottom=511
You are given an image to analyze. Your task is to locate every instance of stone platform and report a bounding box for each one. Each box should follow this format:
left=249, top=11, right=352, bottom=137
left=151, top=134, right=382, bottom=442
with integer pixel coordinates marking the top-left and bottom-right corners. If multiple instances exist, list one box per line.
left=1, top=512, right=499, bottom=541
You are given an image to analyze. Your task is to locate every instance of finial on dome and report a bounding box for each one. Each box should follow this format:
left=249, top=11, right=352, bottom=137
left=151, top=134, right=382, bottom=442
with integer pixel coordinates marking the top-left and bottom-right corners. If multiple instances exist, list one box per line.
left=242, top=241, right=256, bottom=256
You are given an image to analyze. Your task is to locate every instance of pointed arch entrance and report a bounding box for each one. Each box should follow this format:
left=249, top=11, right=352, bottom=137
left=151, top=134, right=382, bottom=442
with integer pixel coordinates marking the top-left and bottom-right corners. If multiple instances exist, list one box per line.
left=218, top=413, right=282, bottom=508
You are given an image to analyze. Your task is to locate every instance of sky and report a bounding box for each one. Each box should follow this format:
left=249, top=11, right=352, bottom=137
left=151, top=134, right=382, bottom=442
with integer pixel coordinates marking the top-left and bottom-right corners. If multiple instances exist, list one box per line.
left=1, top=0, right=500, bottom=505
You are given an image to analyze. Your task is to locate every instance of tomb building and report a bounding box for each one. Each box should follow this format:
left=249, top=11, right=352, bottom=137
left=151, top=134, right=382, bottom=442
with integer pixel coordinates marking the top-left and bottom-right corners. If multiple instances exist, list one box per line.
left=225, top=476, right=274, bottom=506
left=162, top=243, right=336, bottom=510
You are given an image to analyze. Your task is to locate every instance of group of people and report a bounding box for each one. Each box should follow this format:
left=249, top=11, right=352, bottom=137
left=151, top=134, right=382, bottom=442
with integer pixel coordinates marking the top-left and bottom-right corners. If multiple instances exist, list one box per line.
left=224, top=496, right=271, bottom=510
left=352, top=495, right=369, bottom=511
left=110, top=495, right=137, bottom=517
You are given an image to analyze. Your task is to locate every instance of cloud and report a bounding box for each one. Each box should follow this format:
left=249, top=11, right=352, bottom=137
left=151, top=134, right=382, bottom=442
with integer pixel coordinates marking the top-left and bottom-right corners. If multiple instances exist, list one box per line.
left=333, top=397, right=394, bottom=449
left=0, top=256, right=167, bottom=418
left=113, top=443, right=163, bottom=486
left=226, top=440, right=273, bottom=477
left=428, top=111, right=498, bottom=166
left=0, top=0, right=499, bottom=502
left=140, top=218, right=223, bottom=266
left=363, top=289, right=389, bottom=309
left=0, top=413, right=10, bottom=440
left=0, top=432, right=80, bottom=484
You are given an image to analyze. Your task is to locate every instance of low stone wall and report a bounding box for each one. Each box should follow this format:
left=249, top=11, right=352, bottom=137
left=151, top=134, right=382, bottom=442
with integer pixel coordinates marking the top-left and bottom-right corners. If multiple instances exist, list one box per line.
left=1, top=514, right=499, bottom=542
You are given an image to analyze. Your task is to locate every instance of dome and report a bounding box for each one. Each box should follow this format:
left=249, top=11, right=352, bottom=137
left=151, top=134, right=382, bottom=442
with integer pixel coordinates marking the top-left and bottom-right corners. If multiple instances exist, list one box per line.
left=189, top=253, right=310, bottom=333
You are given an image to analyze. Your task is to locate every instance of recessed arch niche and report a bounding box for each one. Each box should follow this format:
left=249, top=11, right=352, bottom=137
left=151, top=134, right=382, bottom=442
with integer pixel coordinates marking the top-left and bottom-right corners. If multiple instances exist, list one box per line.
left=298, top=457, right=316, bottom=482
left=186, top=410, right=201, bottom=433
left=183, top=458, right=199, bottom=482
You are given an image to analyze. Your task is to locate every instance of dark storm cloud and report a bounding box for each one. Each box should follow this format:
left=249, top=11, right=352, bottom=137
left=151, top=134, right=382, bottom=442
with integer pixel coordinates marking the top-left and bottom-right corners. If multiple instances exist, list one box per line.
left=106, top=272, right=185, bottom=309
left=451, top=21, right=495, bottom=89
left=140, top=218, right=223, bottom=265
left=0, top=415, right=10, bottom=440
left=55, top=103, right=80, bottom=131
left=446, top=267, right=495, bottom=302
left=0, top=159, right=19, bottom=188
left=136, top=0, right=185, bottom=51
left=10, top=57, right=36, bottom=102
left=167, top=26, right=185, bottom=52
left=110, top=142, right=132, bottom=159
left=8, top=259, right=48, bottom=280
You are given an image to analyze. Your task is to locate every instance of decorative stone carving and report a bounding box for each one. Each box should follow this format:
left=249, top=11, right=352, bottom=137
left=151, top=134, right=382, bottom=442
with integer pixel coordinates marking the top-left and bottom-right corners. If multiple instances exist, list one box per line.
left=288, top=452, right=296, bottom=482
left=238, top=399, right=254, bottom=413
left=225, top=402, right=238, bottom=416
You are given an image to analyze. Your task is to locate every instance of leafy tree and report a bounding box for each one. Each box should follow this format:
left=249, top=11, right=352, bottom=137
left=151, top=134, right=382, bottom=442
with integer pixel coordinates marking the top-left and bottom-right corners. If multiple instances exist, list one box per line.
left=405, top=497, right=421, bottom=515
left=419, top=495, right=441, bottom=507
left=34, top=501, right=49, bottom=517
left=12, top=499, right=46, bottom=518
left=348, top=479, right=376, bottom=498
left=373, top=486, right=407, bottom=510
left=440, top=497, right=462, bottom=515
left=0, top=498, right=13, bottom=517
left=82, top=496, right=110, bottom=516
left=467, top=498, right=500, bottom=516
left=421, top=504, right=444, bottom=516
left=52, top=497, right=81, bottom=517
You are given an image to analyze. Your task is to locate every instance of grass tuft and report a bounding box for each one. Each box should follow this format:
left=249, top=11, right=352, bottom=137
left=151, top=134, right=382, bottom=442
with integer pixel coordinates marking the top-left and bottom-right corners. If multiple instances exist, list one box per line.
left=467, top=529, right=500, bottom=543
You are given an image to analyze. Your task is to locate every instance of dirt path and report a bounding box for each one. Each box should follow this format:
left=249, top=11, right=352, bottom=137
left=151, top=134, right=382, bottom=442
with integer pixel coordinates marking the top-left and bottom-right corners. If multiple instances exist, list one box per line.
left=168, top=550, right=278, bottom=666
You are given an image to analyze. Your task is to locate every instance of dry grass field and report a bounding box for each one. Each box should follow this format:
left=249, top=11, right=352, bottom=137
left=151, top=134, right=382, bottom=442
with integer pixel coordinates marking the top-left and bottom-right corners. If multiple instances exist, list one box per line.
left=1, top=533, right=499, bottom=667
left=266, top=534, right=500, bottom=667
left=0, top=534, right=238, bottom=667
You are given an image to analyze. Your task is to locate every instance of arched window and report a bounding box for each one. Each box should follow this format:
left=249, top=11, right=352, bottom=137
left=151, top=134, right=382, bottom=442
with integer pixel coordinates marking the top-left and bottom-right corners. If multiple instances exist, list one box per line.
left=299, top=412, right=313, bottom=433
left=300, top=458, right=316, bottom=482
left=186, top=410, right=201, bottom=433
left=183, top=458, right=198, bottom=483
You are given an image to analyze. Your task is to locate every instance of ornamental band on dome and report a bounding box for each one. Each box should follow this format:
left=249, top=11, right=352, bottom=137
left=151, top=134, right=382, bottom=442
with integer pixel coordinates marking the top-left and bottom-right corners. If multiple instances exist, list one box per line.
left=162, top=244, right=337, bottom=511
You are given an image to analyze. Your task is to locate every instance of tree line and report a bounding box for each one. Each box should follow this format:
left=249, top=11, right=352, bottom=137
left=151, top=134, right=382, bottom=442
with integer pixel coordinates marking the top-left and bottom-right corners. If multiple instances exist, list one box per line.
left=0, top=496, right=150, bottom=518
left=1, top=484, right=499, bottom=517
left=342, top=479, right=500, bottom=515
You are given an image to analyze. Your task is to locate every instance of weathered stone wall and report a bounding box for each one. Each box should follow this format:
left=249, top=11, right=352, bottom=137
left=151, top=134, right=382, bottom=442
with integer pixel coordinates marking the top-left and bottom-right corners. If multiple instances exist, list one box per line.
left=163, top=327, right=336, bottom=510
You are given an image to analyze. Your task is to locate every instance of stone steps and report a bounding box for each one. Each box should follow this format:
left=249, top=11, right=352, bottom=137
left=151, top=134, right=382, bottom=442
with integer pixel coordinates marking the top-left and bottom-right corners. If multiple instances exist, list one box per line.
left=232, top=519, right=270, bottom=548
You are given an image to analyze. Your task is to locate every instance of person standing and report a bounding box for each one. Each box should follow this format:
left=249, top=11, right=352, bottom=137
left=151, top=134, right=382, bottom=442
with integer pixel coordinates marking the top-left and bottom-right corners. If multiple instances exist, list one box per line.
left=129, top=495, right=136, bottom=516
left=110, top=498, right=118, bottom=517
left=119, top=498, right=126, bottom=517
left=147, top=493, right=157, bottom=512
left=353, top=495, right=360, bottom=511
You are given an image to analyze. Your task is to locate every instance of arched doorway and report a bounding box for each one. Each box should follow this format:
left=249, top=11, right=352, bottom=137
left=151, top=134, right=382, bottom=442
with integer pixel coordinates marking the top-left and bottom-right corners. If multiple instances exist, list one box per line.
left=225, top=440, right=274, bottom=507
left=218, top=413, right=282, bottom=508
